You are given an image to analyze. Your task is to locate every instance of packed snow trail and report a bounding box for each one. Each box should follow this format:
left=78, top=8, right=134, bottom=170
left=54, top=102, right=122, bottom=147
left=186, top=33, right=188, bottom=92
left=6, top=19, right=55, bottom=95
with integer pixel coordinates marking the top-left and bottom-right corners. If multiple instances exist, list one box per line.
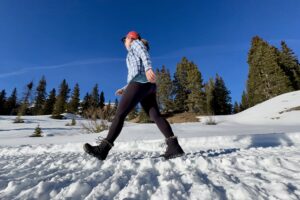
left=1, top=138, right=300, bottom=200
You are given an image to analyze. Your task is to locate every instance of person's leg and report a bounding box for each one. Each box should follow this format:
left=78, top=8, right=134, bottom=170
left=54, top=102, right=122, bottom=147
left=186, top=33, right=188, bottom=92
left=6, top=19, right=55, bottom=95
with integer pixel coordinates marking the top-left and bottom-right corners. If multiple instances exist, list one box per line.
left=140, top=89, right=174, bottom=138
left=105, top=82, right=152, bottom=143
left=140, top=87, right=184, bottom=159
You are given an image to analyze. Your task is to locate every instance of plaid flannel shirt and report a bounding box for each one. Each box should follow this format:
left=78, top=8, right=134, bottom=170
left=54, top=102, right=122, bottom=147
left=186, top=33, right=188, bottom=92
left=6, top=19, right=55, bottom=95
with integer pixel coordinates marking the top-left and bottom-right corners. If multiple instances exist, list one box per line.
left=121, top=39, right=152, bottom=90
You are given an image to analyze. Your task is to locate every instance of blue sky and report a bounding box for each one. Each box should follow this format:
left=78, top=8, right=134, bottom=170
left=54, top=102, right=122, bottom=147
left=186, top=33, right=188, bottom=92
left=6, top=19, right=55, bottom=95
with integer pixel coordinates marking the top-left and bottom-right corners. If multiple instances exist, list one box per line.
left=0, top=0, right=300, bottom=104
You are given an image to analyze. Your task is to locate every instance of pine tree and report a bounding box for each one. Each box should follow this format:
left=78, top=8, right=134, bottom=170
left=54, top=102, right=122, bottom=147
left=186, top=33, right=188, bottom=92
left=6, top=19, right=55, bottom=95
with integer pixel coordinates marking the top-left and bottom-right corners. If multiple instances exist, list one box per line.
left=52, top=79, right=70, bottom=118
left=239, top=90, right=249, bottom=111
left=212, top=74, right=232, bottom=115
left=0, top=90, right=6, bottom=115
left=91, top=84, right=100, bottom=109
left=173, top=57, right=192, bottom=113
left=156, top=66, right=174, bottom=114
left=156, top=68, right=162, bottom=109
left=6, top=88, right=18, bottom=115
left=278, top=41, right=300, bottom=90
left=232, top=101, right=240, bottom=114
left=247, top=36, right=293, bottom=107
left=44, top=88, right=56, bottom=115
left=18, top=81, right=34, bottom=116
left=204, top=78, right=215, bottom=115
left=186, top=61, right=206, bottom=114
left=81, top=92, right=91, bottom=115
left=68, top=83, right=80, bottom=114
left=33, top=76, right=47, bottom=115
left=30, top=124, right=43, bottom=137
left=138, top=106, right=152, bottom=123
left=99, top=91, right=105, bottom=109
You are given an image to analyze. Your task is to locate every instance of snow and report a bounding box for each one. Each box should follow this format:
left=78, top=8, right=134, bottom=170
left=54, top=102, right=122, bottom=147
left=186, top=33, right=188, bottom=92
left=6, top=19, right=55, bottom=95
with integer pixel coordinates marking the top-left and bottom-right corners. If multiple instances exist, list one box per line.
left=0, top=90, right=300, bottom=199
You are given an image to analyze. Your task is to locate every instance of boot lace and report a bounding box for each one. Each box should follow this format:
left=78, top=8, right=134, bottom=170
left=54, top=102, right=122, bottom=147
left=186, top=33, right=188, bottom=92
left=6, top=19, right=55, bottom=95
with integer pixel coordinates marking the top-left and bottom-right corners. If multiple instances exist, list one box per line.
left=159, top=142, right=167, bottom=148
left=95, top=135, right=105, bottom=145
left=95, top=136, right=114, bottom=148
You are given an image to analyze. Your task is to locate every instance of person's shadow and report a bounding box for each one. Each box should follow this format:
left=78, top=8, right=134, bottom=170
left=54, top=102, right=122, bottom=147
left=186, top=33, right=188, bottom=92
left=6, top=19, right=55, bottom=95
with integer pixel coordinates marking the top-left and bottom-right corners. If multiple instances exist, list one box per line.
left=130, top=148, right=240, bottom=160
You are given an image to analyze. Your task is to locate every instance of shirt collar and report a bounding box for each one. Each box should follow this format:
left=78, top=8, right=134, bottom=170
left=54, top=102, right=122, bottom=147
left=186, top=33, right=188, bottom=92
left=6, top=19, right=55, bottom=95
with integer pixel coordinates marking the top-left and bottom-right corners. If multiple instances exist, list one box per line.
left=128, top=39, right=139, bottom=51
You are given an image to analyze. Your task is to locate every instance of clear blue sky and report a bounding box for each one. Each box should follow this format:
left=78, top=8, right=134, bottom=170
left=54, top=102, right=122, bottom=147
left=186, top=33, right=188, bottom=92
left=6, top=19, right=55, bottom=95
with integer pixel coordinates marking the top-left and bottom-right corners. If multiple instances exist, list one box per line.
left=0, top=0, right=300, bottom=104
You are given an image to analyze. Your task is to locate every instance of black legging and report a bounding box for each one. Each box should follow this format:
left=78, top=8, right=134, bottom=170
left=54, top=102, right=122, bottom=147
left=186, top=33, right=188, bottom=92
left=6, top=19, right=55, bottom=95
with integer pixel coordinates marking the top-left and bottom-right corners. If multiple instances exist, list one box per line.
left=105, top=81, right=174, bottom=144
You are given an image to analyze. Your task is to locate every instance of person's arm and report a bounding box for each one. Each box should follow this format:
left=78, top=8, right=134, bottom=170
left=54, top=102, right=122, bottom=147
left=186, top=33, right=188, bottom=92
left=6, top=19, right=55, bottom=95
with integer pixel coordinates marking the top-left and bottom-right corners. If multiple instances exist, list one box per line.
left=131, top=41, right=152, bottom=72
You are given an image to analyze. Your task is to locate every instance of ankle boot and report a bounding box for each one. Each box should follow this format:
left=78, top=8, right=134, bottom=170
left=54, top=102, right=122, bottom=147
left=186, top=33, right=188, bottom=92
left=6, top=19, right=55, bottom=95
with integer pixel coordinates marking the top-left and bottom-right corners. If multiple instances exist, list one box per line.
left=83, top=138, right=114, bottom=160
left=163, top=136, right=185, bottom=159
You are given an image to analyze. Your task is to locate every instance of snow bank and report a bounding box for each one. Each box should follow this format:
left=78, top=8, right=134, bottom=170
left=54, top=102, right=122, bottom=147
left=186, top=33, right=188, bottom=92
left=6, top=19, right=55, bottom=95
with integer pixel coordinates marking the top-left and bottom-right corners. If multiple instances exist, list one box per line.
left=198, top=90, right=300, bottom=125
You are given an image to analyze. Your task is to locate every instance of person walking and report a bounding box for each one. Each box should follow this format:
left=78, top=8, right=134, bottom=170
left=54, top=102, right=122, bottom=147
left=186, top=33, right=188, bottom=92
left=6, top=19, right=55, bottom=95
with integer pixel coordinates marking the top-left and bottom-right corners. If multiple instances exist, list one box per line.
left=83, top=31, right=184, bottom=160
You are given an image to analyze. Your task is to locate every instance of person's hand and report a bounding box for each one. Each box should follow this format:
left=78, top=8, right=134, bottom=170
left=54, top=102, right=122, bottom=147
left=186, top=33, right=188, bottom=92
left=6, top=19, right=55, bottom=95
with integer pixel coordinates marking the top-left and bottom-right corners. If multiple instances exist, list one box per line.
left=115, top=88, right=124, bottom=96
left=146, top=68, right=156, bottom=83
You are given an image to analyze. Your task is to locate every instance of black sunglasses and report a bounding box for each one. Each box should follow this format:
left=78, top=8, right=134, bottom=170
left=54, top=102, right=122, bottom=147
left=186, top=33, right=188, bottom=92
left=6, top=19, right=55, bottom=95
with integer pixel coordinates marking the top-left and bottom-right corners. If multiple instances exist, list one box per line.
left=121, top=37, right=126, bottom=43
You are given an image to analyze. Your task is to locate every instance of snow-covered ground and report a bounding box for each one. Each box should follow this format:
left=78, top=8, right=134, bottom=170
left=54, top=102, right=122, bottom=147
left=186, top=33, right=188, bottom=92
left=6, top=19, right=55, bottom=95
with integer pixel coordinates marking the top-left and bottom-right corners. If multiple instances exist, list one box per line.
left=0, top=90, right=300, bottom=200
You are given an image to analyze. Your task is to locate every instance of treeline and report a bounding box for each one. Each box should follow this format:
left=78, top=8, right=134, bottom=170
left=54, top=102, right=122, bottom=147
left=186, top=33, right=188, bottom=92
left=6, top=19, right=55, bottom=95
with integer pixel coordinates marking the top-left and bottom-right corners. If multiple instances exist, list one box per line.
left=0, top=77, right=119, bottom=120
left=0, top=58, right=233, bottom=119
left=239, top=36, right=300, bottom=110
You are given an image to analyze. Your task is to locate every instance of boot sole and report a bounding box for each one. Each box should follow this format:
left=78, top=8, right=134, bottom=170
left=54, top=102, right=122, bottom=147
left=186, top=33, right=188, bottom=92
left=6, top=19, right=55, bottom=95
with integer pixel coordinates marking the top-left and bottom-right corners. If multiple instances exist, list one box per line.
left=163, top=152, right=185, bottom=160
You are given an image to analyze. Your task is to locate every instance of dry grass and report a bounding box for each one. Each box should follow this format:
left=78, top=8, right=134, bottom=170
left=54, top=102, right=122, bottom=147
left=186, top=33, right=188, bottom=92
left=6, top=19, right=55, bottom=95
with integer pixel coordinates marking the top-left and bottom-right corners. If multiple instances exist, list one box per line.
left=80, top=108, right=109, bottom=133
left=129, top=112, right=201, bottom=124
left=166, top=112, right=200, bottom=124
left=204, top=115, right=217, bottom=125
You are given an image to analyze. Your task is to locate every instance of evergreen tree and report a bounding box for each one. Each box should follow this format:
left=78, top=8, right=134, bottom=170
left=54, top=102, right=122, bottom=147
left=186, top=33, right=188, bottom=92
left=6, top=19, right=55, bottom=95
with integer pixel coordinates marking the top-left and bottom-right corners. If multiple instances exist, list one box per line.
left=30, top=124, right=43, bottom=137
left=212, top=74, right=232, bottom=115
left=0, top=90, right=6, bottom=115
left=156, top=66, right=174, bottom=113
left=68, top=83, right=80, bottom=114
left=204, top=78, right=215, bottom=115
left=247, top=36, right=293, bottom=107
left=33, top=76, right=47, bottom=115
left=99, top=91, right=105, bottom=109
left=138, top=106, right=152, bottom=123
left=186, top=61, right=206, bottom=113
left=91, top=84, right=100, bottom=108
left=156, top=68, right=162, bottom=109
left=173, top=57, right=192, bottom=113
left=81, top=92, right=91, bottom=113
left=232, top=101, right=240, bottom=114
left=18, top=81, right=34, bottom=116
left=278, top=41, right=300, bottom=90
left=52, top=79, right=70, bottom=118
left=6, top=88, right=18, bottom=115
left=239, top=90, right=249, bottom=111
left=44, top=88, right=56, bottom=115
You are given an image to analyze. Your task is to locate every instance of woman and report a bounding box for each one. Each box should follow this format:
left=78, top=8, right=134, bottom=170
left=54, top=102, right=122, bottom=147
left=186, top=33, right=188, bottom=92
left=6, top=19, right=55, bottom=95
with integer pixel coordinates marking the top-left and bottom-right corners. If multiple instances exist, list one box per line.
left=83, top=31, right=184, bottom=160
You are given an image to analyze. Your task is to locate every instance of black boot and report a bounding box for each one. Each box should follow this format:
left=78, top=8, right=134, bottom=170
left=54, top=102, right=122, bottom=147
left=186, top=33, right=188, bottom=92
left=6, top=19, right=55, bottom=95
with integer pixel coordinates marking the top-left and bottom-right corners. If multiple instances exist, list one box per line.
left=163, top=136, right=185, bottom=159
left=83, top=138, right=114, bottom=160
